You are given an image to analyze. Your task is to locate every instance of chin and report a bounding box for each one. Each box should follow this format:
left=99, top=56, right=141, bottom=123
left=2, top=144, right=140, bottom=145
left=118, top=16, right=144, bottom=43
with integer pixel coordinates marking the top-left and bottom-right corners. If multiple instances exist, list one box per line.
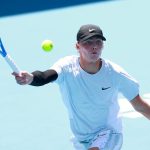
left=89, top=57, right=100, bottom=63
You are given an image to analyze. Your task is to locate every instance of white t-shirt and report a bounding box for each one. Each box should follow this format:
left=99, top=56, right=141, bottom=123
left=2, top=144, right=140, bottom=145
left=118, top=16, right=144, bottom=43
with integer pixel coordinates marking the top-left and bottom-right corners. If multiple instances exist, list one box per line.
left=51, top=55, right=139, bottom=141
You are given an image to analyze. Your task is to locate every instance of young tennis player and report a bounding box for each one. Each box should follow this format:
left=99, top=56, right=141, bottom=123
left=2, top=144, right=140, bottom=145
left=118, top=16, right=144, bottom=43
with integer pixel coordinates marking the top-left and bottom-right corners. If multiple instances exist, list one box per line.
left=13, top=24, right=150, bottom=150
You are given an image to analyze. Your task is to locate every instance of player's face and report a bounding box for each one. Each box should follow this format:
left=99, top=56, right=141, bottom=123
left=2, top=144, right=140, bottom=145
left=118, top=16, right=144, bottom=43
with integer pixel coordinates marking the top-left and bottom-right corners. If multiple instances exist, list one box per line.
left=76, top=37, right=104, bottom=63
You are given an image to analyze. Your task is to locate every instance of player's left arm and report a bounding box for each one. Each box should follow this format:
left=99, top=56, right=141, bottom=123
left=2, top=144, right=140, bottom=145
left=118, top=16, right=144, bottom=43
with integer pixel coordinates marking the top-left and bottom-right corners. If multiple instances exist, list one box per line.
left=130, top=94, right=150, bottom=120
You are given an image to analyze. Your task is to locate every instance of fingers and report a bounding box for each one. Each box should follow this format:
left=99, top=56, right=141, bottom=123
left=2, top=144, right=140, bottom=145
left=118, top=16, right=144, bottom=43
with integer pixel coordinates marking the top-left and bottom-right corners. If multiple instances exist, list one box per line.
left=17, top=77, right=25, bottom=85
left=12, top=71, right=32, bottom=85
left=12, top=72, right=21, bottom=77
left=12, top=71, right=27, bottom=76
left=15, top=74, right=27, bottom=85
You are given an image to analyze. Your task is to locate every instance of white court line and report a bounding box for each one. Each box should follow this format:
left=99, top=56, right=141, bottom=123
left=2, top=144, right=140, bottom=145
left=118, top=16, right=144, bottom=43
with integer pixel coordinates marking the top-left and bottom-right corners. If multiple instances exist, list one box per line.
left=119, top=93, right=150, bottom=118
left=143, top=93, right=150, bottom=98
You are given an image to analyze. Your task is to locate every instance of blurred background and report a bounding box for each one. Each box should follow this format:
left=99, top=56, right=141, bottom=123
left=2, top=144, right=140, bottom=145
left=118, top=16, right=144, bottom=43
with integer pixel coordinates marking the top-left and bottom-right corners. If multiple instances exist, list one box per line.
left=0, top=0, right=150, bottom=149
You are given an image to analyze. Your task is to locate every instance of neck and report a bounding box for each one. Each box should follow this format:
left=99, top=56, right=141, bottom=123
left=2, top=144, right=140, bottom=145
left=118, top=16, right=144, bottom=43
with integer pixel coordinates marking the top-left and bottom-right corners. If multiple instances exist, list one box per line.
left=79, top=58, right=102, bottom=74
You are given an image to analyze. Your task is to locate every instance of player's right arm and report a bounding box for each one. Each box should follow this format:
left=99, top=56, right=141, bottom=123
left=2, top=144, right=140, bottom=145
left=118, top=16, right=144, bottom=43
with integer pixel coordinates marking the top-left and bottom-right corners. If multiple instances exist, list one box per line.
left=12, top=69, right=58, bottom=86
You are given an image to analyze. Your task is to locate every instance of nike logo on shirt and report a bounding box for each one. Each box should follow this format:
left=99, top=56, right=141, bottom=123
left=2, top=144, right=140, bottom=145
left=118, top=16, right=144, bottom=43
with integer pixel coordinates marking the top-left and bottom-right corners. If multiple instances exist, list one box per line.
left=101, top=87, right=111, bottom=90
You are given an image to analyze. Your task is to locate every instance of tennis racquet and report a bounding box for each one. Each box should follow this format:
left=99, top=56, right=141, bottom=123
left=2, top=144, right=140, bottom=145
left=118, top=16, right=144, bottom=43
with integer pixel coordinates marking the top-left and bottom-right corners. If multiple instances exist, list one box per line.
left=0, top=38, right=20, bottom=74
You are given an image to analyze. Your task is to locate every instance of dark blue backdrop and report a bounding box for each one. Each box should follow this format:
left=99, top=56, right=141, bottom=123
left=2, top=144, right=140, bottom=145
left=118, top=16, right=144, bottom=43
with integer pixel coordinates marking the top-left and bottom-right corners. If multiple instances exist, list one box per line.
left=0, top=0, right=114, bottom=17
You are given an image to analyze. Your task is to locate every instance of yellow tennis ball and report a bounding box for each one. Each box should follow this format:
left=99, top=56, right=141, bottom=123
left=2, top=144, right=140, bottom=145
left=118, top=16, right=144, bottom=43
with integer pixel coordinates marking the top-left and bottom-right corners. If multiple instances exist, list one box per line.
left=41, top=40, right=53, bottom=52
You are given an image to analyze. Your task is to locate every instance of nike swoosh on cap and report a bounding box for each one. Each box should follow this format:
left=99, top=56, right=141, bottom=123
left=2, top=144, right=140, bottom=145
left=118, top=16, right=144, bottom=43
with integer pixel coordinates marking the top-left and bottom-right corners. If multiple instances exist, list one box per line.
left=89, top=28, right=95, bottom=32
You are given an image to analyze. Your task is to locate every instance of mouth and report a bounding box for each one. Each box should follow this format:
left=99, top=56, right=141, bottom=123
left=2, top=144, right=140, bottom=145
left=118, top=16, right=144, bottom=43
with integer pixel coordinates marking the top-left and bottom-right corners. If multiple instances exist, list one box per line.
left=91, top=52, right=98, bottom=55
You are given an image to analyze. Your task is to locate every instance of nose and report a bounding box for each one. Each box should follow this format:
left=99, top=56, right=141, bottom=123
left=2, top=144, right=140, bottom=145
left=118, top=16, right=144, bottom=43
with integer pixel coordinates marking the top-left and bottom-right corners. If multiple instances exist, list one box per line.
left=92, top=46, right=98, bottom=51
left=92, top=41, right=100, bottom=50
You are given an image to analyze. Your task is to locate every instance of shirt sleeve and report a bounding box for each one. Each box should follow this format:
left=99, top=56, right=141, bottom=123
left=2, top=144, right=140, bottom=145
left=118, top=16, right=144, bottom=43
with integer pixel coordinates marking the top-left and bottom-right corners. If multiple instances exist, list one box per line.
left=50, top=58, right=65, bottom=84
left=118, top=71, right=139, bottom=101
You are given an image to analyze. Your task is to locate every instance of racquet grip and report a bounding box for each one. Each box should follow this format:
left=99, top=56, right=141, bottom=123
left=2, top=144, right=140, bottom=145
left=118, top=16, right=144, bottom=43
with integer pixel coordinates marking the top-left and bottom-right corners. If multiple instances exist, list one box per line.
left=4, top=54, right=20, bottom=74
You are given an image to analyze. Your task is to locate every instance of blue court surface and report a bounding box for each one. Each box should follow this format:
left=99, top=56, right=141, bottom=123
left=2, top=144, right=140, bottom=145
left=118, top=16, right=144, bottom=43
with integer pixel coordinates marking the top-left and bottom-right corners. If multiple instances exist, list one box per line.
left=0, top=0, right=150, bottom=149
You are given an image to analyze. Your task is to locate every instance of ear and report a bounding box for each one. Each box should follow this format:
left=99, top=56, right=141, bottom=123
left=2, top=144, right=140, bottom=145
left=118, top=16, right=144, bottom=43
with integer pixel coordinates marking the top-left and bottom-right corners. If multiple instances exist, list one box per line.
left=76, top=42, right=80, bottom=51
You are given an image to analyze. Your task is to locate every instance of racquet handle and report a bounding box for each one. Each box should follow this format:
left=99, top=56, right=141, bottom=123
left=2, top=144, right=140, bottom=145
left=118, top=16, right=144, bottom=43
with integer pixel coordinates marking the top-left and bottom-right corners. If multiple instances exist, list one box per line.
left=4, top=54, right=20, bottom=74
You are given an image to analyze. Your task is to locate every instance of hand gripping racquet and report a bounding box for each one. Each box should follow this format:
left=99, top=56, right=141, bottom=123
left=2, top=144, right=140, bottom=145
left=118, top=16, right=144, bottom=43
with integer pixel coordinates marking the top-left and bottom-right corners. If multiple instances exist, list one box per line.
left=0, top=38, right=20, bottom=74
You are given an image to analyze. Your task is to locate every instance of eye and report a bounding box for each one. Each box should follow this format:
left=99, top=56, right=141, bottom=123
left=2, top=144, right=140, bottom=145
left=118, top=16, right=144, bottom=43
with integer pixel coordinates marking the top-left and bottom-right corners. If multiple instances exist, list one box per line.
left=82, top=40, right=93, bottom=46
left=86, top=40, right=93, bottom=45
left=95, top=39, right=103, bottom=45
